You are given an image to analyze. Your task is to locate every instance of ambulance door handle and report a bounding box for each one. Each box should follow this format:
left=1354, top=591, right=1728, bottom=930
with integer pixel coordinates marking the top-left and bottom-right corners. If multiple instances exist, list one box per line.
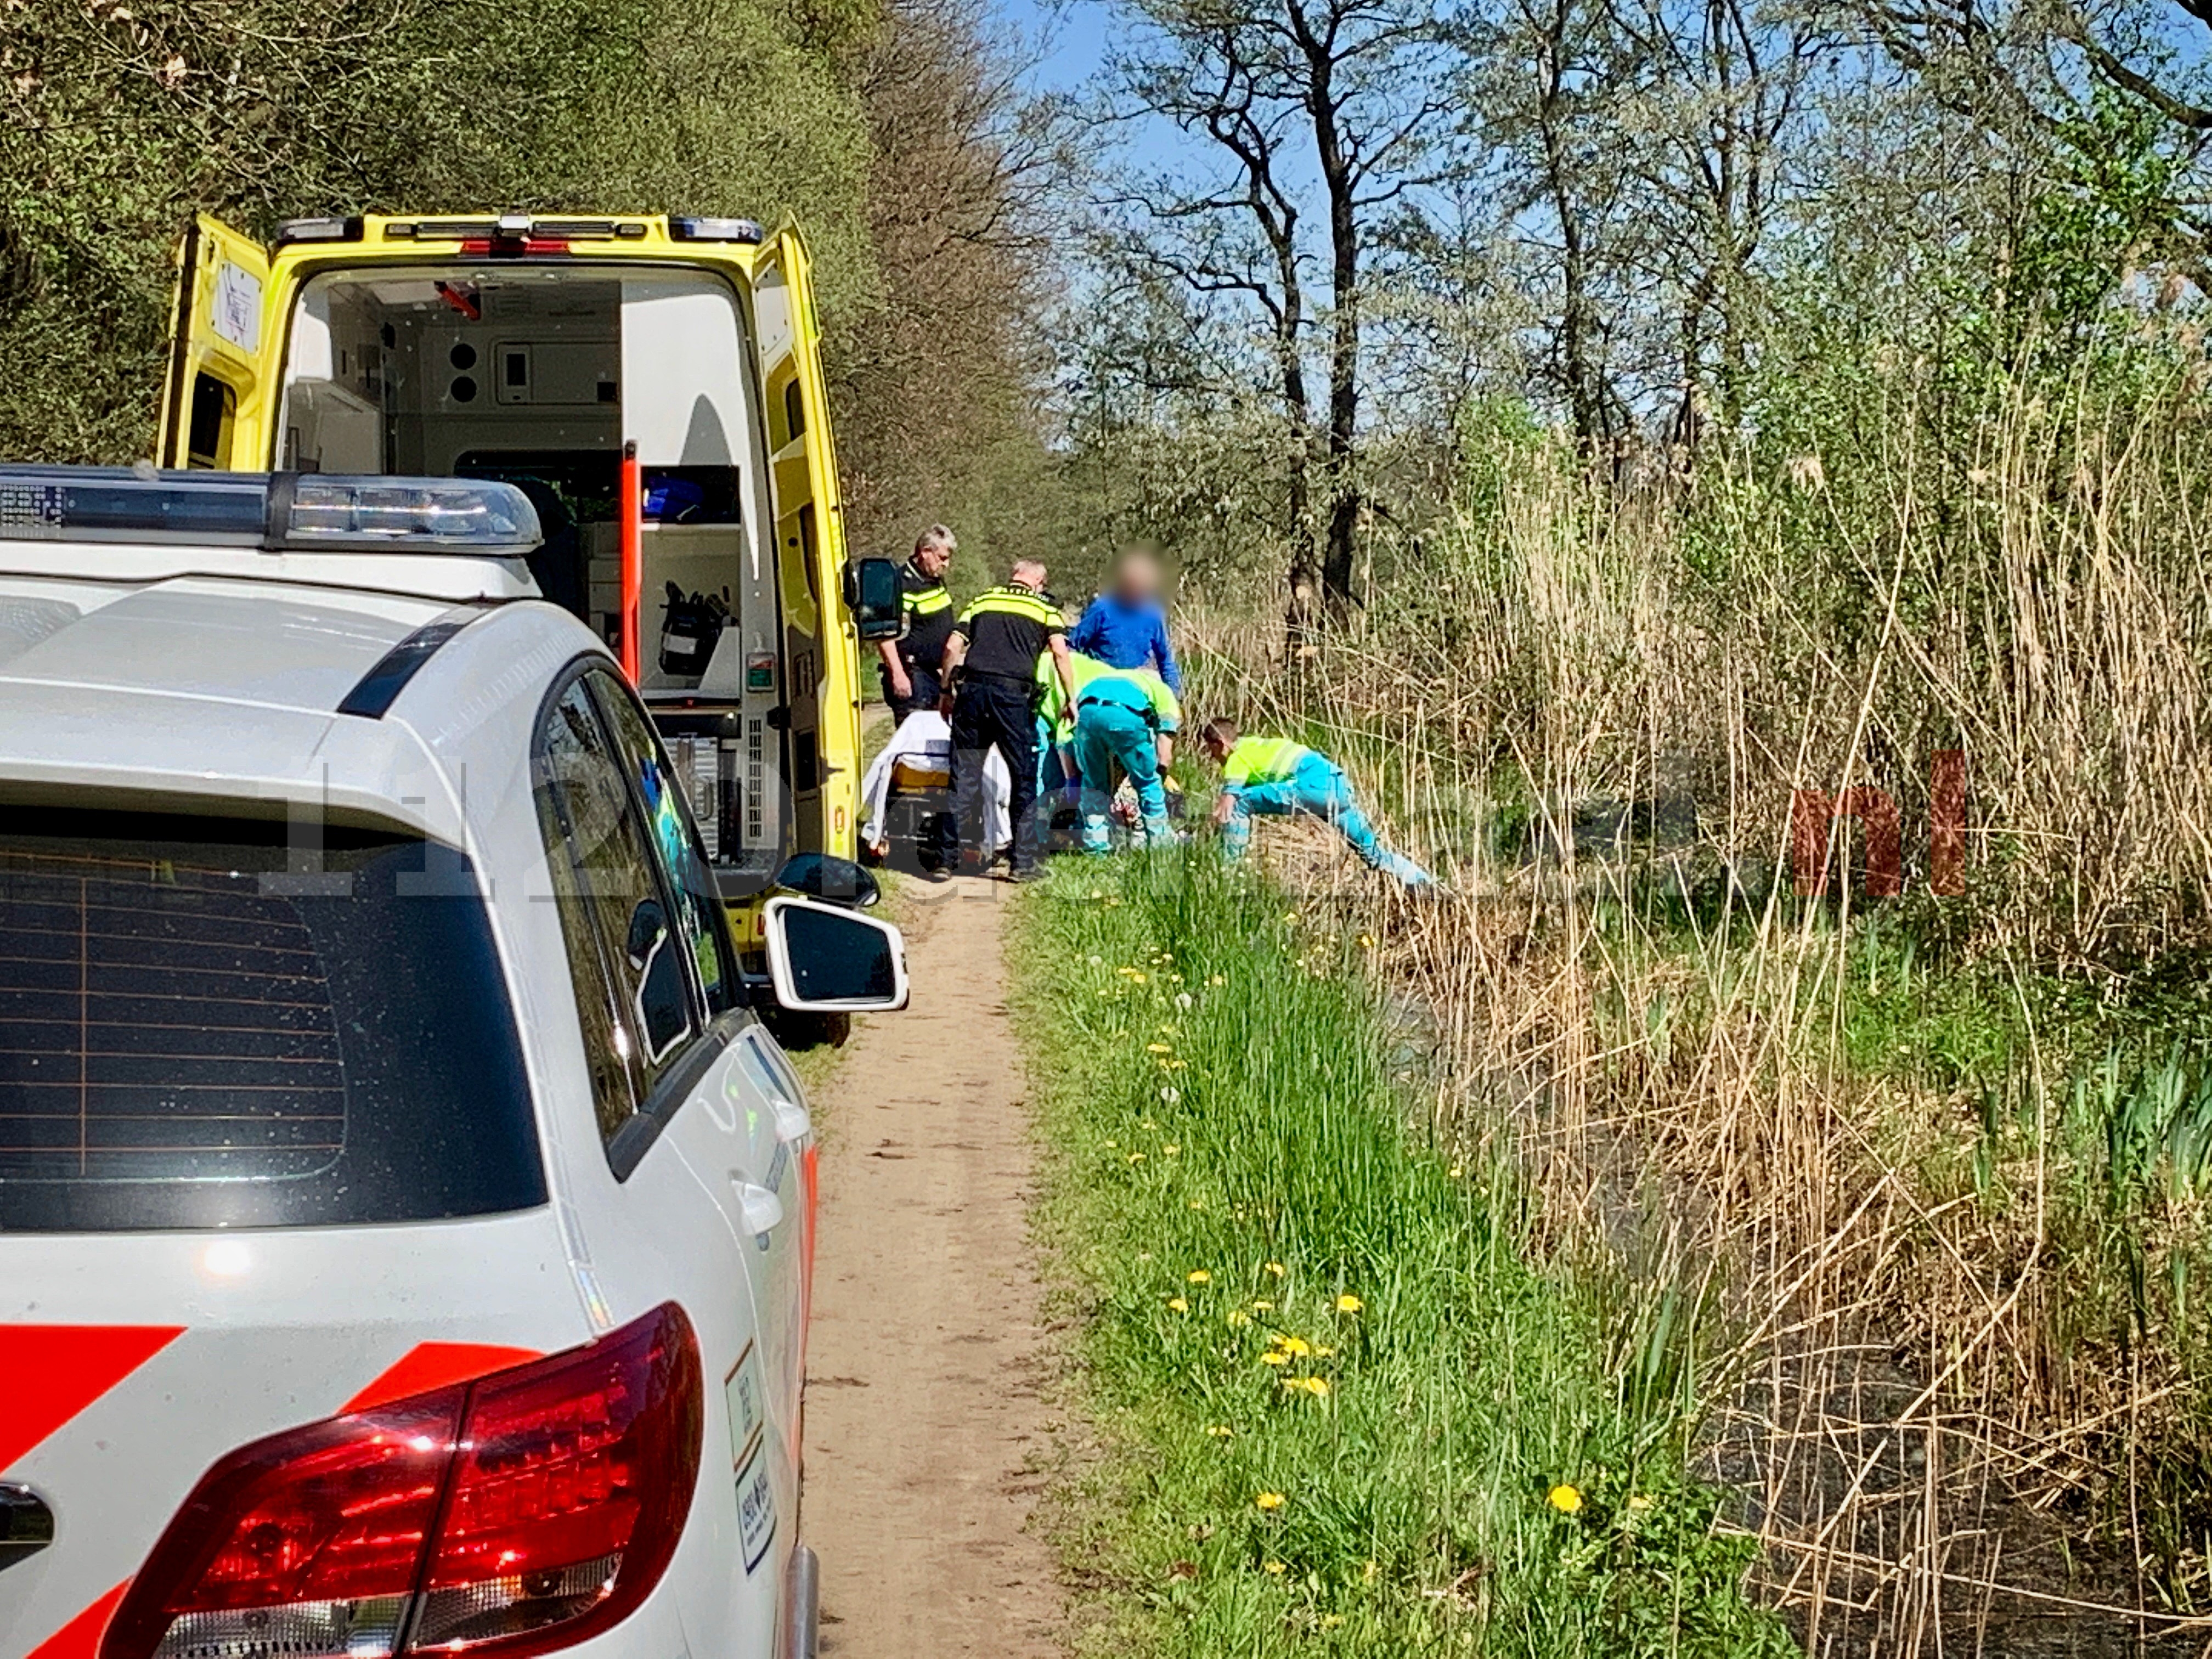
left=733, top=1179, right=785, bottom=1240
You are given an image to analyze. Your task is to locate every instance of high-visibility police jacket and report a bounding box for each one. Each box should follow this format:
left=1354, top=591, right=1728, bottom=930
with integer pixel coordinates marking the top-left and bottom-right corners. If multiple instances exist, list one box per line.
left=951, top=584, right=1064, bottom=682
left=895, top=559, right=956, bottom=671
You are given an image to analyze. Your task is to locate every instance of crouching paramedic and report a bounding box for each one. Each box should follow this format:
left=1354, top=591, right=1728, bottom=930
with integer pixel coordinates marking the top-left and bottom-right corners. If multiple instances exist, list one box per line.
left=939, top=560, right=1075, bottom=878
left=1198, top=718, right=1435, bottom=888
left=1070, top=655, right=1180, bottom=851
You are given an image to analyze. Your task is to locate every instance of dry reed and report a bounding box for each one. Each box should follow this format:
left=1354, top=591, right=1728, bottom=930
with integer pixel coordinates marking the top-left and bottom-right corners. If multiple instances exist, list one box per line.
left=1176, top=378, right=2212, bottom=1653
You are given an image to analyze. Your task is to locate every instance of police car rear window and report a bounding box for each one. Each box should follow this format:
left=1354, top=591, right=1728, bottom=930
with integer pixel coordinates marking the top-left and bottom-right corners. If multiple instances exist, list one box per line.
left=0, top=807, right=545, bottom=1232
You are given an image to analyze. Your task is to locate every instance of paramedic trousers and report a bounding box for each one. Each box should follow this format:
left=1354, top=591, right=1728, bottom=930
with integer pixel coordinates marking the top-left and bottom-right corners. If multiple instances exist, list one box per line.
left=1073, top=697, right=1170, bottom=851
left=944, top=676, right=1040, bottom=872
left=1222, top=753, right=1434, bottom=887
left=881, top=662, right=941, bottom=726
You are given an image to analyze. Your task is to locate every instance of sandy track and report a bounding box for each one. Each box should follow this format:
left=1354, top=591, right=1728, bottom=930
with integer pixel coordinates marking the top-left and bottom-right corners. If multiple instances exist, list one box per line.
left=802, top=877, right=1065, bottom=1657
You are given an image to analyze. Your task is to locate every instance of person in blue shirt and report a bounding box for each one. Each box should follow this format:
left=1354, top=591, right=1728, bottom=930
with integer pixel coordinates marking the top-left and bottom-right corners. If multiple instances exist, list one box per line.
left=1070, top=550, right=1182, bottom=695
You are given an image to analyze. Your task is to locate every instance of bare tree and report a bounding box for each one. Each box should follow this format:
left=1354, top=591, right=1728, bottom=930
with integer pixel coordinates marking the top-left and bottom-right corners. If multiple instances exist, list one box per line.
left=1606, top=0, right=1825, bottom=444
left=1464, top=0, right=1642, bottom=451
left=830, top=0, right=1074, bottom=554
left=1102, top=0, right=1454, bottom=614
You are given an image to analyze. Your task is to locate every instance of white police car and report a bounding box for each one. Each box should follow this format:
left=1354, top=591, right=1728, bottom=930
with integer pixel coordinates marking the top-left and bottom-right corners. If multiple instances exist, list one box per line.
left=0, top=469, right=905, bottom=1659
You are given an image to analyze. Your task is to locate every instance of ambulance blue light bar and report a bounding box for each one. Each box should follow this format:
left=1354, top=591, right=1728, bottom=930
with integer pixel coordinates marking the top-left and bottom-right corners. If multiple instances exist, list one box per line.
left=0, top=467, right=541, bottom=554
left=669, top=216, right=765, bottom=245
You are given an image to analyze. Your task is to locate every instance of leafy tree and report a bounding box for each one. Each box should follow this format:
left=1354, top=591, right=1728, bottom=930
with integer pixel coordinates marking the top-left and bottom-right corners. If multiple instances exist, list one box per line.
left=0, top=0, right=877, bottom=461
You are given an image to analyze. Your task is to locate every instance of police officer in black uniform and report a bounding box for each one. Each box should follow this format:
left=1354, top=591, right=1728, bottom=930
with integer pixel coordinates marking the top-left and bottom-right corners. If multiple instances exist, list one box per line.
left=877, top=524, right=957, bottom=723
left=936, top=558, right=1076, bottom=880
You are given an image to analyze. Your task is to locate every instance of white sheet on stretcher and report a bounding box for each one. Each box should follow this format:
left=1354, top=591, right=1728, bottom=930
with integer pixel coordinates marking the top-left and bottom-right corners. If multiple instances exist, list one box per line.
left=860, top=710, right=1011, bottom=851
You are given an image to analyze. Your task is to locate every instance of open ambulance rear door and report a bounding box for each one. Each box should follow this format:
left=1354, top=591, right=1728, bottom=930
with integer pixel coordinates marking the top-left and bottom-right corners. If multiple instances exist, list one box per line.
left=157, top=216, right=272, bottom=470
left=747, top=227, right=860, bottom=862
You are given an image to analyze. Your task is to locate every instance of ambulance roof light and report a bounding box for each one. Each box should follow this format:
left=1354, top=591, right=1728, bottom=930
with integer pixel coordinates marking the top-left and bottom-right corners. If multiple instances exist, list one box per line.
left=272, top=217, right=364, bottom=248
left=669, top=216, right=765, bottom=245
left=0, top=467, right=541, bottom=555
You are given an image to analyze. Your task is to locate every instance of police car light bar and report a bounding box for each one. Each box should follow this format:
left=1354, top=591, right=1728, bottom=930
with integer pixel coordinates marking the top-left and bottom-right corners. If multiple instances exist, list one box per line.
left=0, top=467, right=541, bottom=555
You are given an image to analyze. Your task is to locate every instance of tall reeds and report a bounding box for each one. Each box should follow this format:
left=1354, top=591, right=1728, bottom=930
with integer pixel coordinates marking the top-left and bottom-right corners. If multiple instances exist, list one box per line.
left=1178, top=369, right=2212, bottom=1650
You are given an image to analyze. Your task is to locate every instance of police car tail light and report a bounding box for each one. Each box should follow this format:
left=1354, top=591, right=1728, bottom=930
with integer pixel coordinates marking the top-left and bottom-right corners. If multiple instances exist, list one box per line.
left=101, top=1305, right=702, bottom=1659
left=102, top=1389, right=465, bottom=1659
left=407, top=1304, right=702, bottom=1655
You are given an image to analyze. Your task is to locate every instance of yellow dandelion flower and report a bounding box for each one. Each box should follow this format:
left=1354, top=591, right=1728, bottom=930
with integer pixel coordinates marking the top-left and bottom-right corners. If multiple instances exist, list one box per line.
left=1167, top=1297, right=1189, bottom=1313
left=1548, top=1483, right=1583, bottom=1515
left=1283, top=1376, right=1329, bottom=1397
left=1251, top=1300, right=1274, bottom=1312
left=1264, top=1262, right=1286, bottom=1278
left=1163, top=1144, right=1180, bottom=1156
left=1189, top=1199, right=1206, bottom=1210
left=1322, top=1613, right=1344, bottom=1628
left=1313, top=1344, right=1335, bottom=1358
left=1448, top=1163, right=1464, bottom=1178
left=1147, top=1042, right=1171, bottom=1053
left=1187, top=1269, right=1211, bottom=1284
left=1273, top=1335, right=1311, bottom=1357
left=1255, top=1492, right=1286, bottom=1511
left=1336, top=1294, right=1363, bottom=1313
left=1262, top=1559, right=1287, bottom=1575
left=1208, top=974, right=1226, bottom=986
left=1260, top=1350, right=1291, bottom=1367
left=1226, top=1310, right=1252, bottom=1327
left=1205, top=1424, right=1234, bottom=1438
left=1359, top=934, right=1376, bottom=950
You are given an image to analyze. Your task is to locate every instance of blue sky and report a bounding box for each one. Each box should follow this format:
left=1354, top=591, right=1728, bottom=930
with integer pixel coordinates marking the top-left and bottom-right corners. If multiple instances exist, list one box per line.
left=989, top=0, right=1199, bottom=177
left=991, top=0, right=1106, bottom=97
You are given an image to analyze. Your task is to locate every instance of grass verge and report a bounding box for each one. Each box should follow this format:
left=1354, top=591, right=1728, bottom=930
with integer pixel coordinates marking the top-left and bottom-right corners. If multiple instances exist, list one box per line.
left=1011, top=850, right=1793, bottom=1656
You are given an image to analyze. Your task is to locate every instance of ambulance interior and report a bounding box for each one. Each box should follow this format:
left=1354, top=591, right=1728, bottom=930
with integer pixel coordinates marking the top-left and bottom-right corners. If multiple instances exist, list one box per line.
left=274, top=264, right=786, bottom=868
left=275, top=266, right=776, bottom=693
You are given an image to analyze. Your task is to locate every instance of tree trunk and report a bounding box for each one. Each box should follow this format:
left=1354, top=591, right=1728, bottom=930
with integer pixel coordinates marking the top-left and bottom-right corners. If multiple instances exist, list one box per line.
left=1536, top=0, right=1606, bottom=453
left=1304, top=14, right=1362, bottom=609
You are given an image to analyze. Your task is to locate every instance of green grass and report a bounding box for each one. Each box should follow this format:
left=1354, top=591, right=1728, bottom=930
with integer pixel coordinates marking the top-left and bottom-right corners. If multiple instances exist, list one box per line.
left=1011, top=852, right=1793, bottom=1657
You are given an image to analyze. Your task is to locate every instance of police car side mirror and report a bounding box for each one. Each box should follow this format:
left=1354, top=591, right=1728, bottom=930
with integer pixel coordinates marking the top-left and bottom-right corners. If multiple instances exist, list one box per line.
left=764, top=895, right=909, bottom=1012
left=844, top=557, right=904, bottom=642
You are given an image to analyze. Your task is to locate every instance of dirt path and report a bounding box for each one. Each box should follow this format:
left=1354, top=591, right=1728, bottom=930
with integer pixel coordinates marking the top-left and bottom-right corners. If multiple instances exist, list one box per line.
left=802, top=877, right=1065, bottom=1657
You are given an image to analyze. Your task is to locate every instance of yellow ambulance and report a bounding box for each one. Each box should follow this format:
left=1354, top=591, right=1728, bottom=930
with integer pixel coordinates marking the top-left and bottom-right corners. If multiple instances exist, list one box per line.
left=156, top=209, right=899, bottom=939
